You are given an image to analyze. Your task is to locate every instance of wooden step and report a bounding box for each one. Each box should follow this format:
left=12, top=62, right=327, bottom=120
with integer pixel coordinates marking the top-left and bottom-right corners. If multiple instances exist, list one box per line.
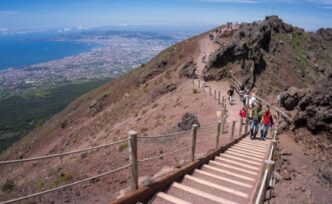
left=227, top=149, right=265, bottom=159
left=233, top=145, right=267, bottom=153
left=156, top=192, right=191, bottom=204
left=230, top=147, right=266, bottom=156
left=209, top=160, right=258, bottom=175
left=184, top=175, right=249, bottom=198
left=193, top=169, right=252, bottom=189
left=203, top=165, right=255, bottom=182
left=241, top=139, right=270, bottom=146
left=169, top=182, right=238, bottom=204
left=214, top=157, right=260, bottom=171
left=235, top=144, right=269, bottom=152
left=181, top=176, right=248, bottom=203
left=225, top=151, right=263, bottom=162
left=236, top=143, right=269, bottom=150
left=219, top=154, right=261, bottom=166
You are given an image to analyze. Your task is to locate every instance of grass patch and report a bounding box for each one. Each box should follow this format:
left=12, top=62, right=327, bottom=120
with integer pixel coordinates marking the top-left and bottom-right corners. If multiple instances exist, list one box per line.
left=118, top=142, right=128, bottom=152
left=2, top=180, right=15, bottom=192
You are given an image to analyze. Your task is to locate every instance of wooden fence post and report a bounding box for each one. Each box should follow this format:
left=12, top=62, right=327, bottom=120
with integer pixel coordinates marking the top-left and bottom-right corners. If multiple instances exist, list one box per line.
left=216, top=120, right=222, bottom=149
left=239, top=118, right=243, bottom=137
left=221, top=116, right=226, bottom=134
left=230, top=121, right=236, bottom=141
left=191, top=124, right=198, bottom=162
left=218, top=91, right=221, bottom=105
left=264, top=160, right=275, bottom=200
left=198, top=79, right=201, bottom=88
left=128, top=130, right=138, bottom=191
left=222, top=96, right=225, bottom=107
left=271, top=139, right=278, bottom=160
left=214, top=90, right=217, bottom=99
left=209, top=87, right=212, bottom=96
left=244, top=118, right=249, bottom=133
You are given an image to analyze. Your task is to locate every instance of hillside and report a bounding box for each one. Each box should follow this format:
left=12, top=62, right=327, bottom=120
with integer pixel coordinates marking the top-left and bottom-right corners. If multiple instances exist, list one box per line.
left=0, top=16, right=331, bottom=203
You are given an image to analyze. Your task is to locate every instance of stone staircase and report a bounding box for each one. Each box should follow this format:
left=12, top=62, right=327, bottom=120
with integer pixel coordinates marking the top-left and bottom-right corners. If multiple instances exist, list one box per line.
left=150, top=137, right=271, bottom=204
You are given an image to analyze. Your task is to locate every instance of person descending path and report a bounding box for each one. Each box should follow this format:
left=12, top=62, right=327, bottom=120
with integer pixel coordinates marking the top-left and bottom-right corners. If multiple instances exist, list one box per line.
left=260, top=105, right=274, bottom=140
left=227, top=86, right=235, bottom=105
left=250, top=103, right=262, bottom=139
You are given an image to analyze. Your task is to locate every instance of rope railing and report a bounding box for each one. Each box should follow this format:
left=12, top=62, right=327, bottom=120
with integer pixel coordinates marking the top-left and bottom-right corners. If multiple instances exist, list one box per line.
left=0, top=138, right=129, bottom=165
left=0, top=164, right=130, bottom=204
left=137, top=130, right=191, bottom=139
left=138, top=145, right=193, bottom=163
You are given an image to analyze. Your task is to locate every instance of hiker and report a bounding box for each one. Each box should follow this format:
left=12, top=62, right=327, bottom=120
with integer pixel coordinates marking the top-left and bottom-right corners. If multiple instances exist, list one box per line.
left=242, top=92, right=250, bottom=107
left=260, top=105, right=274, bottom=140
left=203, top=72, right=209, bottom=82
left=192, top=68, right=197, bottom=79
left=239, top=106, right=246, bottom=120
left=227, top=87, right=235, bottom=104
left=250, top=103, right=262, bottom=139
left=249, top=93, right=257, bottom=107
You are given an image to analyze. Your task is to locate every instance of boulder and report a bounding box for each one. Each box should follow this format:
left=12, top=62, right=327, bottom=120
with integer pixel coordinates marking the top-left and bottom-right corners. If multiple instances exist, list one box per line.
left=179, top=60, right=196, bottom=79
left=177, top=113, right=200, bottom=131
left=317, top=28, right=332, bottom=41
left=281, top=87, right=304, bottom=110
left=319, top=161, right=332, bottom=184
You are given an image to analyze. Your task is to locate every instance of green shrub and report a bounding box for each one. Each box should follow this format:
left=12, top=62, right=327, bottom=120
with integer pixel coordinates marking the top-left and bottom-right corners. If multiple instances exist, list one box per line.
left=2, top=180, right=15, bottom=192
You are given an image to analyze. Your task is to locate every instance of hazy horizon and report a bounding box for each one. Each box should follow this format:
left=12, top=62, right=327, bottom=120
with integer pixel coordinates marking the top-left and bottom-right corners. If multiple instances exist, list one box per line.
left=1, top=0, right=332, bottom=32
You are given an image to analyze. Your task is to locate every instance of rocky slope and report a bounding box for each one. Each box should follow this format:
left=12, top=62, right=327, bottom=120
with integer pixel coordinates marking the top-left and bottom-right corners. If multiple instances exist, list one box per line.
left=206, top=16, right=331, bottom=96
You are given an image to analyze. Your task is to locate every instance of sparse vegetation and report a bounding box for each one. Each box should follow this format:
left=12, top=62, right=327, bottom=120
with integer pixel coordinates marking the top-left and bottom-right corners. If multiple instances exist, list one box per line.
left=118, top=142, right=128, bottom=152
left=0, top=78, right=112, bottom=152
left=2, top=180, right=15, bottom=192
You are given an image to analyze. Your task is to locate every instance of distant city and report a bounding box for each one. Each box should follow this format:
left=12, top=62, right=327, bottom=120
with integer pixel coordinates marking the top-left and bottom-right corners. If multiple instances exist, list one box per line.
left=0, top=28, right=197, bottom=98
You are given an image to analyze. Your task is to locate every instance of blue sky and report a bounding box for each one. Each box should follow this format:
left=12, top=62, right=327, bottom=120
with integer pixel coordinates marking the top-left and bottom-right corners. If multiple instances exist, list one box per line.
left=0, top=0, right=331, bottom=31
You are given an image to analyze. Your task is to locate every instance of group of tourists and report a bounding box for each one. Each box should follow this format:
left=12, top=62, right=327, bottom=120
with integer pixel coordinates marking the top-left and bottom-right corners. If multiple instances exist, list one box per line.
left=239, top=91, right=274, bottom=140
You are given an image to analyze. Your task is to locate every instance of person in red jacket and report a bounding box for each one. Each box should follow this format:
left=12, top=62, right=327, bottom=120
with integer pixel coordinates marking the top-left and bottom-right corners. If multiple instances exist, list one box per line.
left=239, top=106, right=246, bottom=119
left=260, top=105, right=274, bottom=140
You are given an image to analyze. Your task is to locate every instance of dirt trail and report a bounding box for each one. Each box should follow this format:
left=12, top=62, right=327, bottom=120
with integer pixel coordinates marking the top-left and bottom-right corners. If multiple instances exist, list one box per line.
left=194, top=33, right=243, bottom=129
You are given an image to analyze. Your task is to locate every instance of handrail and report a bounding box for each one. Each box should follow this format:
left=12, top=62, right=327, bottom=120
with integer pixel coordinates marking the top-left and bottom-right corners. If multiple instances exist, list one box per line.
left=0, top=138, right=129, bottom=165
left=137, top=130, right=191, bottom=139
left=0, top=164, right=130, bottom=204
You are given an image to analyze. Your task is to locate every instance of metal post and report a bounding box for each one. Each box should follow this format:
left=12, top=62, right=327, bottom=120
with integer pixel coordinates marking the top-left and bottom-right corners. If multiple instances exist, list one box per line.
left=128, top=130, right=138, bottom=191
left=191, top=124, right=198, bottom=162
left=216, top=121, right=222, bottom=149
left=218, top=91, right=221, bottom=105
left=230, top=121, right=236, bottom=141
left=239, top=118, right=243, bottom=136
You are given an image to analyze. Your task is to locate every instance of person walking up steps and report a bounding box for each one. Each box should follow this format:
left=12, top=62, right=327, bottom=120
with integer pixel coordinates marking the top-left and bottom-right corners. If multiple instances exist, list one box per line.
left=250, top=103, right=262, bottom=139
left=260, top=105, right=273, bottom=140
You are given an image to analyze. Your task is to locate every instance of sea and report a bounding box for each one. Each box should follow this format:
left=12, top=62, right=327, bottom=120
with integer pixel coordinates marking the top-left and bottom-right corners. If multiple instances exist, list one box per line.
left=0, top=33, right=94, bottom=70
